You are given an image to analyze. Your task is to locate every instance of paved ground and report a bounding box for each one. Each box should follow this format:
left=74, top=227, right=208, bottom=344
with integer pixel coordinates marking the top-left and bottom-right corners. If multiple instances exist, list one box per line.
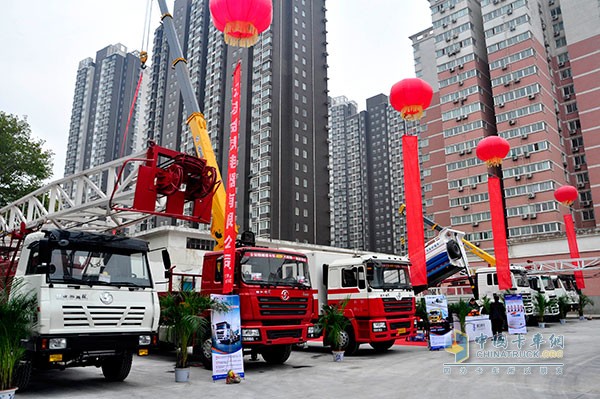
left=19, top=319, right=600, bottom=399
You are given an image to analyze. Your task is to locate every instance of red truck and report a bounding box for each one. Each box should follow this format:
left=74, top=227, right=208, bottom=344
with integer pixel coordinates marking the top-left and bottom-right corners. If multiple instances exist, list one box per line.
left=186, top=233, right=316, bottom=368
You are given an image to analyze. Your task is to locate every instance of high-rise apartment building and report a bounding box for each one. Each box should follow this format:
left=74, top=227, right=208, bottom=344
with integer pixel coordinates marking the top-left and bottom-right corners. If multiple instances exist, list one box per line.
left=329, top=0, right=599, bottom=258
left=409, top=0, right=599, bottom=261
left=145, top=0, right=330, bottom=245
left=65, top=44, right=144, bottom=176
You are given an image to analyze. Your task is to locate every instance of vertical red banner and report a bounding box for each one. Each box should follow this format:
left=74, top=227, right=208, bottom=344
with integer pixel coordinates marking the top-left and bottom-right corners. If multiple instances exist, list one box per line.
left=564, top=214, right=586, bottom=289
left=402, top=135, right=427, bottom=287
left=488, top=176, right=511, bottom=290
left=222, top=62, right=241, bottom=294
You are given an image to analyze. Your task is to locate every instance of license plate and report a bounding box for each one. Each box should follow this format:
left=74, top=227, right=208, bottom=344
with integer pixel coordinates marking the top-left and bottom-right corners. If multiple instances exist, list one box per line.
left=49, top=354, right=63, bottom=362
left=138, top=348, right=149, bottom=356
left=396, top=328, right=406, bottom=335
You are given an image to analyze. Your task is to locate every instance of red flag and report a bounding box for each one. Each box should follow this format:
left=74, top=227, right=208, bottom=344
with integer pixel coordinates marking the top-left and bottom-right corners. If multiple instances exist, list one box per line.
left=402, top=135, right=427, bottom=287
left=223, top=62, right=242, bottom=294
left=564, top=214, right=586, bottom=289
left=488, top=176, right=511, bottom=290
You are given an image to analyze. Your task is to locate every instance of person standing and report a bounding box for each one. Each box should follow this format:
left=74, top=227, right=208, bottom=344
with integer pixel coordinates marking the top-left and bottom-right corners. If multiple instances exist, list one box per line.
left=489, top=293, right=506, bottom=339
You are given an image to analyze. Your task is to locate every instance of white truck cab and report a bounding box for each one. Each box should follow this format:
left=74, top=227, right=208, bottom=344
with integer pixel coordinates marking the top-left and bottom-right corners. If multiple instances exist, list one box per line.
left=528, top=274, right=560, bottom=317
left=11, top=229, right=160, bottom=389
left=475, top=266, right=534, bottom=317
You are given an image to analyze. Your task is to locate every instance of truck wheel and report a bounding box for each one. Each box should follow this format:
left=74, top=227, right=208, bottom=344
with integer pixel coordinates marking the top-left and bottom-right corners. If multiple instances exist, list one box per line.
left=341, top=326, right=359, bottom=356
left=370, top=340, right=396, bottom=352
left=193, top=337, right=213, bottom=370
left=261, top=344, right=292, bottom=364
left=101, top=352, right=133, bottom=382
left=13, top=359, right=33, bottom=391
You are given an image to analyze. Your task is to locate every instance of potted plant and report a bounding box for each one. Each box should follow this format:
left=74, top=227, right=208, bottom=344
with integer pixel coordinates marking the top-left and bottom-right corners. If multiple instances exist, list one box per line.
left=557, top=295, right=570, bottom=324
left=0, top=278, right=37, bottom=397
left=448, top=299, right=470, bottom=333
left=578, top=293, right=595, bottom=321
left=316, top=298, right=350, bottom=361
left=533, top=291, right=556, bottom=328
left=159, top=290, right=227, bottom=382
left=480, top=295, right=491, bottom=316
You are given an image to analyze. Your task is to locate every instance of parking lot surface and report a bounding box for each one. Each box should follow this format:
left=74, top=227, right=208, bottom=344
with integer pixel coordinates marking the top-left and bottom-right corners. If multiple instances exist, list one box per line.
left=19, top=319, right=600, bottom=399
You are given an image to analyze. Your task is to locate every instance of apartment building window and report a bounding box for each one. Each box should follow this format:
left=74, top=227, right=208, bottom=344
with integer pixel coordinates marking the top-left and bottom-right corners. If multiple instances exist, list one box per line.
left=560, top=69, right=572, bottom=79
left=565, top=103, right=578, bottom=114
left=582, top=210, right=595, bottom=221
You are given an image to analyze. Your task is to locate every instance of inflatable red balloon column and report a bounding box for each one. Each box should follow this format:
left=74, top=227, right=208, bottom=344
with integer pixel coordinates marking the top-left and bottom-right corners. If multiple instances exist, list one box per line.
left=389, top=78, right=433, bottom=288
left=476, top=136, right=511, bottom=291
left=554, top=185, right=586, bottom=289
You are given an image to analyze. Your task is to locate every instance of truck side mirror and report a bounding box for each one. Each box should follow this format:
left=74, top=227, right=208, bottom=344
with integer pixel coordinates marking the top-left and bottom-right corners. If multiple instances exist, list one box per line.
left=358, top=268, right=366, bottom=290
left=162, top=250, right=171, bottom=270
left=38, top=239, right=52, bottom=265
left=322, top=264, right=328, bottom=288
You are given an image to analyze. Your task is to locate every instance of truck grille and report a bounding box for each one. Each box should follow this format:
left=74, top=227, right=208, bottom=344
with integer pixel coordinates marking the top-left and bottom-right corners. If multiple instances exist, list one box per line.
left=382, top=297, right=414, bottom=313
left=62, top=305, right=145, bottom=327
left=266, top=329, right=302, bottom=339
left=257, top=297, right=308, bottom=316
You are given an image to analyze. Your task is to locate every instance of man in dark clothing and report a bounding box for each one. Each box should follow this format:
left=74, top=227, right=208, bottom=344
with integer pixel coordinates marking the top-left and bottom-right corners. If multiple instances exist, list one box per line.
left=489, top=293, right=506, bottom=338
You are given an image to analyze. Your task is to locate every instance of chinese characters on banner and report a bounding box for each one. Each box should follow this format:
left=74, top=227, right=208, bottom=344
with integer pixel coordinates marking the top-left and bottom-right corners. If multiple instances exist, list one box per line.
left=223, top=62, right=241, bottom=294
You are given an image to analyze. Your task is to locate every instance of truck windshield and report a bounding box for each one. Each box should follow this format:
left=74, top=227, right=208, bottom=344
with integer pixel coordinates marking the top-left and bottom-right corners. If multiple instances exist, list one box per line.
left=541, top=276, right=555, bottom=290
left=514, top=271, right=530, bottom=287
left=46, top=248, right=152, bottom=288
left=367, top=262, right=411, bottom=290
left=240, top=251, right=311, bottom=288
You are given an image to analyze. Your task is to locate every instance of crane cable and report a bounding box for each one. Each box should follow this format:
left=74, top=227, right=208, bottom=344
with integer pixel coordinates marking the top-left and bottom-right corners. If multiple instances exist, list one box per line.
left=119, top=1, right=154, bottom=159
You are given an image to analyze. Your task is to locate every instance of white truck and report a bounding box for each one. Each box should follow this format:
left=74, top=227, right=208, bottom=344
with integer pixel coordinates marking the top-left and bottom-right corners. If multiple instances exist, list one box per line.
left=551, top=275, right=579, bottom=311
left=9, top=229, right=160, bottom=389
left=528, top=274, right=560, bottom=318
left=303, top=250, right=417, bottom=355
left=473, top=266, right=535, bottom=317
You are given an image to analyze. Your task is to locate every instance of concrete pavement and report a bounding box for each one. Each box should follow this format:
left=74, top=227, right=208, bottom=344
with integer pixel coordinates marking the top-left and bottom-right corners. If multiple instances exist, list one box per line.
left=19, top=319, right=600, bottom=399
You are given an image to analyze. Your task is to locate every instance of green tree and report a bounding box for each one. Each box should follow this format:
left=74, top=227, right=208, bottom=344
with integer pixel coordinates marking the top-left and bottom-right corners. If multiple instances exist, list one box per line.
left=0, top=112, right=53, bottom=207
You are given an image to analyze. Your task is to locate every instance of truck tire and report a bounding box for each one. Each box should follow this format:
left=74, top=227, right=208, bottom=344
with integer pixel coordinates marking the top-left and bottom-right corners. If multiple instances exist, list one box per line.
left=193, top=337, right=213, bottom=370
left=13, top=359, right=33, bottom=391
left=370, top=339, right=396, bottom=352
left=261, top=344, right=292, bottom=364
left=341, top=326, right=359, bottom=356
left=446, top=240, right=463, bottom=260
left=101, top=352, right=133, bottom=382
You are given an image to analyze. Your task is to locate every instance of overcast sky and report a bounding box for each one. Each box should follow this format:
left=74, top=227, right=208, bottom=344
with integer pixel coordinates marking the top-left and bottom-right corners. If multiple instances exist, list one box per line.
left=0, top=1, right=431, bottom=181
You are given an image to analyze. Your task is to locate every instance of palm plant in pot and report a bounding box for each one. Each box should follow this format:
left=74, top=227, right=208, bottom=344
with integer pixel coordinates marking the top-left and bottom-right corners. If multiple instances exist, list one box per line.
left=557, top=295, right=570, bottom=324
left=578, top=293, right=594, bottom=321
left=316, top=298, right=349, bottom=361
left=159, top=290, right=227, bottom=382
left=533, top=291, right=556, bottom=328
left=0, top=278, right=37, bottom=397
left=448, top=299, right=470, bottom=333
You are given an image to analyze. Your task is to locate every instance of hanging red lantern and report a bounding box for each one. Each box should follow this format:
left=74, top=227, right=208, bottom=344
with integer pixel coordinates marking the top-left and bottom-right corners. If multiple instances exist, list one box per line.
left=209, top=0, right=273, bottom=48
left=476, top=136, right=510, bottom=167
left=389, top=78, right=433, bottom=121
left=554, top=185, right=578, bottom=206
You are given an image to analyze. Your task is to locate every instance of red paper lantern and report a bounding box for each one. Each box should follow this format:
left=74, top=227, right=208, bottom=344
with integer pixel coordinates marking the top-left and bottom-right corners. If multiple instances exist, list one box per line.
left=389, top=78, right=433, bottom=121
left=476, top=136, right=510, bottom=167
left=209, top=0, right=273, bottom=48
left=554, top=185, right=578, bottom=206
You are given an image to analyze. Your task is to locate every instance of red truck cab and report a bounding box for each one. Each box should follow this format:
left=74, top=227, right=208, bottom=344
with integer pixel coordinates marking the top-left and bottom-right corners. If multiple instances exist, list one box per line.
left=197, top=246, right=316, bottom=367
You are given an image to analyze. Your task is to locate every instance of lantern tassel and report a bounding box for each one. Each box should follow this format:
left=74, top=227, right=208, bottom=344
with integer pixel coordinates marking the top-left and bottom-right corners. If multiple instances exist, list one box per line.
left=224, top=21, right=259, bottom=48
left=401, top=105, right=424, bottom=121
left=484, top=156, right=504, bottom=167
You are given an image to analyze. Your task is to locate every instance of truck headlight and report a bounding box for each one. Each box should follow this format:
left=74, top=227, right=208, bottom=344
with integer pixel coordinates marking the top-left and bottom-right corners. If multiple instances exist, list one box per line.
left=307, top=326, right=316, bottom=338
left=49, top=338, right=67, bottom=350
left=139, top=335, right=152, bottom=346
left=372, top=322, right=387, bottom=333
left=242, top=328, right=261, bottom=342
